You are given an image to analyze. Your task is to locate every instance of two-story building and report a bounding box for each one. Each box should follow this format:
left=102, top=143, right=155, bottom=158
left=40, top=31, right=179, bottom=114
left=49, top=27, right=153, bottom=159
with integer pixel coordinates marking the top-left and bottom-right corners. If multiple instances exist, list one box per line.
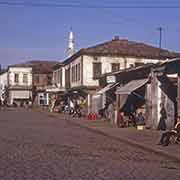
left=54, top=36, right=180, bottom=114
left=7, top=65, right=33, bottom=106
left=22, top=61, right=58, bottom=106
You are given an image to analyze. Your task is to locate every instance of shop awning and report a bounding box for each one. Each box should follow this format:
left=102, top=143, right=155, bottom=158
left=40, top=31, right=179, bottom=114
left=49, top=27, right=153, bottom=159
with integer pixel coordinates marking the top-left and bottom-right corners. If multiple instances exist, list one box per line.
left=46, top=87, right=65, bottom=93
left=97, top=83, right=119, bottom=94
left=116, top=78, right=148, bottom=95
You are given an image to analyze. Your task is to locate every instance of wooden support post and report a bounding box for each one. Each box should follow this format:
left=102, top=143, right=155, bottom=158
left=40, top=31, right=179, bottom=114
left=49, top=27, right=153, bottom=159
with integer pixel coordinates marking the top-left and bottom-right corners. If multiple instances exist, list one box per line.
left=116, top=94, right=120, bottom=125
left=151, top=70, right=158, bottom=129
left=177, top=73, right=180, bottom=117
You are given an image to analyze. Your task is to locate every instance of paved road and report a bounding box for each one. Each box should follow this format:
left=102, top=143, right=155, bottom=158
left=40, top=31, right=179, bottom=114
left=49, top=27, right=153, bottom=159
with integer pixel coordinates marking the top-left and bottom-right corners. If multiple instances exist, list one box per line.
left=0, top=109, right=180, bottom=180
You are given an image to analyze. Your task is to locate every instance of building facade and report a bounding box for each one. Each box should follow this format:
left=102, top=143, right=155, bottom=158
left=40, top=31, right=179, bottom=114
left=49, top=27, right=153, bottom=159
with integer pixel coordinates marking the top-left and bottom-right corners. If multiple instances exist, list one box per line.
left=8, top=66, right=33, bottom=105
left=0, top=70, right=8, bottom=103
left=50, top=36, right=180, bottom=115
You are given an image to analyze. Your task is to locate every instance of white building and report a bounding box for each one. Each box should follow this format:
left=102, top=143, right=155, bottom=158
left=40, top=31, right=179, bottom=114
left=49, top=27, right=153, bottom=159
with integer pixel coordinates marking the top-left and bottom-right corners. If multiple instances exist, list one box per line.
left=8, top=65, right=33, bottom=105
left=0, top=70, right=8, bottom=102
left=52, top=36, right=180, bottom=114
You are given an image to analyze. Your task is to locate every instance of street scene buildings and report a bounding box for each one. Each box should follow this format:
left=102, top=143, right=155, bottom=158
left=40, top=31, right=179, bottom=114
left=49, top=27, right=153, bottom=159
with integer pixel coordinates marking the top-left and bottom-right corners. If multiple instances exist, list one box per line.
left=1, top=1, right=180, bottom=179
left=1, top=32, right=180, bottom=133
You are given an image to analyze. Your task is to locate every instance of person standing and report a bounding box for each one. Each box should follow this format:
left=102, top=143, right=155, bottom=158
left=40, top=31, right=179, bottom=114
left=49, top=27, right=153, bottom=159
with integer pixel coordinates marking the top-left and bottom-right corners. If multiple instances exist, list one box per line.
left=0, top=98, right=1, bottom=111
left=117, top=111, right=124, bottom=128
left=136, top=112, right=145, bottom=126
left=108, top=103, right=114, bottom=124
left=157, top=103, right=167, bottom=131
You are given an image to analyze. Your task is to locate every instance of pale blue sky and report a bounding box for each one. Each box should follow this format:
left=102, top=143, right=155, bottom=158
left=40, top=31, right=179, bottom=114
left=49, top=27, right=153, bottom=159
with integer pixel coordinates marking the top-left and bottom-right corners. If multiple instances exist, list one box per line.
left=0, top=0, right=180, bottom=68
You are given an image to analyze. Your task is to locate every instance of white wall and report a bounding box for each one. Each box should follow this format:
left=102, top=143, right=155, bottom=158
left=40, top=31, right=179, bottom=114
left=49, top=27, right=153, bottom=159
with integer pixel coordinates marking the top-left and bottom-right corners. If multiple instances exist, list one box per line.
left=82, top=55, right=161, bottom=87
left=0, top=72, right=8, bottom=100
left=83, top=55, right=99, bottom=87
left=8, top=67, right=32, bottom=86
left=63, top=54, right=162, bottom=89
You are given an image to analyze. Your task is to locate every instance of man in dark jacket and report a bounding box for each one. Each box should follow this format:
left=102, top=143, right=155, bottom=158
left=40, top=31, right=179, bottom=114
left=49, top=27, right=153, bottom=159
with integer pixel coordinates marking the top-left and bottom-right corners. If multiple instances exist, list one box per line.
left=0, top=98, right=1, bottom=110
left=158, top=117, right=180, bottom=146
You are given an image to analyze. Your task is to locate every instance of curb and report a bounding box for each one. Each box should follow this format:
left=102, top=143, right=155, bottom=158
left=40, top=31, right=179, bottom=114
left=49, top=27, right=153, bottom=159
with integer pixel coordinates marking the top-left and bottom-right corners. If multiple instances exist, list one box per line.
left=39, top=110, right=180, bottom=163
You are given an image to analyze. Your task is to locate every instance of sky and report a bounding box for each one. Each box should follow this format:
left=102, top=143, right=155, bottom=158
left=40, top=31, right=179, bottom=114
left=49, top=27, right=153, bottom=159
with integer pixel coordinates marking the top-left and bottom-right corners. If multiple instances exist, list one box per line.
left=0, top=0, right=180, bottom=68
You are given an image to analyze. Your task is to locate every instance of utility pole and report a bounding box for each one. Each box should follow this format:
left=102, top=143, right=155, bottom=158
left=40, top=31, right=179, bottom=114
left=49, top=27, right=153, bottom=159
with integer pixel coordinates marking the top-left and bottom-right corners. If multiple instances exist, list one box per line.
left=157, top=27, right=163, bottom=49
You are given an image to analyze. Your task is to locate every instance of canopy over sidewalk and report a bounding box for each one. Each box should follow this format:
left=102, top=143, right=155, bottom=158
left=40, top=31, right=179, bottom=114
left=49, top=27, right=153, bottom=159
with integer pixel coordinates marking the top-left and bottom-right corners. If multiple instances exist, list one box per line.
left=116, top=78, right=149, bottom=95
left=97, top=83, right=119, bottom=95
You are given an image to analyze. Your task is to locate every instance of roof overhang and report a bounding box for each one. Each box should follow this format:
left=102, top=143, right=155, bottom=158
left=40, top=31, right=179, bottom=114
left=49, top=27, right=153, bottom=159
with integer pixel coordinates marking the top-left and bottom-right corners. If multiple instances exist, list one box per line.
left=116, top=78, right=148, bottom=95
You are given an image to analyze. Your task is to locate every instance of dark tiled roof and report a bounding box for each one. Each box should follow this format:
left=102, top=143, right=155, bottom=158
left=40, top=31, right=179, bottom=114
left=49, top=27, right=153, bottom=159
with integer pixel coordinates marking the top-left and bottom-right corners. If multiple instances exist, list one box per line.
left=63, top=38, right=180, bottom=64
left=9, top=60, right=59, bottom=74
left=53, top=62, right=64, bottom=70
left=83, top=39, right=180, bottom=59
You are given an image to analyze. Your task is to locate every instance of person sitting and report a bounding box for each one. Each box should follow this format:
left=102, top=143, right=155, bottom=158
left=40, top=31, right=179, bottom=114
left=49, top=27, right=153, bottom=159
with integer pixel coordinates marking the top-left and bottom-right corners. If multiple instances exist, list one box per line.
left=128, top=112, right=137, bottom=127
left=136, top=112, right=145, bottom=126
left=158, top=117, right=180, bottom=146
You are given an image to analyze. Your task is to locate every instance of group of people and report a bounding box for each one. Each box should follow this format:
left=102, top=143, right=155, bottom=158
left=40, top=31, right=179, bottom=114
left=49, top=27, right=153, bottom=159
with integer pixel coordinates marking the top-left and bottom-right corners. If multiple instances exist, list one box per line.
left=65, top=98, right=87, bottom=117
left=117, top=111, right=145, bottom=128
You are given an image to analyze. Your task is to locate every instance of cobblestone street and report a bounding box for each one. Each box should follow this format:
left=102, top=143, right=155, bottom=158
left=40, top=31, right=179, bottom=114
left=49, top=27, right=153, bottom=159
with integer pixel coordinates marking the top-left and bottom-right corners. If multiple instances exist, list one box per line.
left=0, top=109, right=180, bottom=180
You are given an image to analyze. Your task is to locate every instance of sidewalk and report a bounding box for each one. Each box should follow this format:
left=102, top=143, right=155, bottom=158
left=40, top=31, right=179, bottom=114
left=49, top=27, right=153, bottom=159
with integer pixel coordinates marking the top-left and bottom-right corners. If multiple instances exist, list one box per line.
left=41, top=110, right=180, bottom=162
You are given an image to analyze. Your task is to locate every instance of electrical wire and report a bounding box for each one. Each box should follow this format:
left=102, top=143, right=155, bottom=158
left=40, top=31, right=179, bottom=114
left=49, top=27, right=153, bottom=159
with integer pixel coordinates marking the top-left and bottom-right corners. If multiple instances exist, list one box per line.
left=0, top=1, right=180, bottom=8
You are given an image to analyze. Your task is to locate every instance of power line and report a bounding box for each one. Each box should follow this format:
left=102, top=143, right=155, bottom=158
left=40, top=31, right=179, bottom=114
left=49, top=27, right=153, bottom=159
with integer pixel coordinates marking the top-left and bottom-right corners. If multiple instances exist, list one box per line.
left=0, top=2, right=180, bottom=8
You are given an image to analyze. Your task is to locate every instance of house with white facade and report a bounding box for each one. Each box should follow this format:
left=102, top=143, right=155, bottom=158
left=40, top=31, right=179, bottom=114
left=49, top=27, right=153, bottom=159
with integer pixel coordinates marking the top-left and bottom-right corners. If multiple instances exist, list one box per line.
left=0, top=70, right=8, bottom=103
left=21, top=60, right=58, bottom=106
left=50, top=36, right=180, bottom=114
left=61, top=37, right=180, bottom=111
left=7, top=65, right=33, bottom=105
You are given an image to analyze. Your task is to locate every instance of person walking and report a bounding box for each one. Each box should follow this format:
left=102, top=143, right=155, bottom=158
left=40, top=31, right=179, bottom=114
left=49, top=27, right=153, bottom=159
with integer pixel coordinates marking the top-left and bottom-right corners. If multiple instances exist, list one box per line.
left=157, top=103, right=167, bottom=131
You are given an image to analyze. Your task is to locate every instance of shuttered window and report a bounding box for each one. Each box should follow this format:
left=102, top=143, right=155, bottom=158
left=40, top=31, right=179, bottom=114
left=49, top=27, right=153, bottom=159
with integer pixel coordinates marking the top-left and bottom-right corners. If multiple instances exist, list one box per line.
left=93, top=62, right=102, bottom=78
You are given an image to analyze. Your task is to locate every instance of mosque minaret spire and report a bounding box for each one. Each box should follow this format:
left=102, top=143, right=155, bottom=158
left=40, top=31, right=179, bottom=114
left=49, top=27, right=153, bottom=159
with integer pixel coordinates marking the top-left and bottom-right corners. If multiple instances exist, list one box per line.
left=67, top=27, right=75, bottom=57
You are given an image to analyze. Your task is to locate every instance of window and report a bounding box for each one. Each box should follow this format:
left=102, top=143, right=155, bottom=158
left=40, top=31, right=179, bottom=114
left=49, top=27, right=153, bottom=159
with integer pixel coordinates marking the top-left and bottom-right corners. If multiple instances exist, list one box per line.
left=75, top=64, right=78, bottom=82
left=57, top=70, right=60, bottom=84
left=93, top=62, right=102, bottom=78
left=72, top=66, right=75, bottom=82
left=54, top=71, right=58, bottom=84
left=77, top=63, right=80, bottom=81
left=23, top=74, right=28, bottom=83
left=35, top=75, right=39, bottom=84
left=93, top=56, right=98, bottom=61
left=47, top=75, right=52, bottom=85
left=72, top=66, right=73, bottom=82
left=39, top=93, right=48, bottom=105
left=14, top=73, right=19, bottom=83
left=111, top=63, right=120, bottom=72
left=59, top=69, right=62, bottom=86
left=71, top=64, right=81, bottom=83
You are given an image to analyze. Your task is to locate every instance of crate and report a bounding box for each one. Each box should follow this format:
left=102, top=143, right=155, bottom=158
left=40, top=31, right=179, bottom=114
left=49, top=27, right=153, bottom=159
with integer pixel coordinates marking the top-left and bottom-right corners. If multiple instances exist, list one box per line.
left=137, top=125, right=144, bottom=130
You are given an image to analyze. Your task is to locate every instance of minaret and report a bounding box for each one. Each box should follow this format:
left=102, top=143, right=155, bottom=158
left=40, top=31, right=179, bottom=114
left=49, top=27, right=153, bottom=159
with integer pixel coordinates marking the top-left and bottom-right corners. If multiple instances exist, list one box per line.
left=67, top=27, right=75, bottom=58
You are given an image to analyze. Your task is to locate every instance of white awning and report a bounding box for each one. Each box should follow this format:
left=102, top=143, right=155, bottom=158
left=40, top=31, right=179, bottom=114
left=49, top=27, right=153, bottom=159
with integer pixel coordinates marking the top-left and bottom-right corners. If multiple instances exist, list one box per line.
left=97, top=83, right=118, bottom=94
left=116, top=78, right=148, bottom=95
left=46, top=87, right=65, bottom=93
left=11, top=90, right=31, bottom=99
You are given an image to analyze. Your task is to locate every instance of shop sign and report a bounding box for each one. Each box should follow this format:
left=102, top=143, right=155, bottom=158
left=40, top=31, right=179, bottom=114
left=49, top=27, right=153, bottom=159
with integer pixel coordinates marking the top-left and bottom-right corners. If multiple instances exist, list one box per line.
left=106, top=75, right=116, bottom=83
